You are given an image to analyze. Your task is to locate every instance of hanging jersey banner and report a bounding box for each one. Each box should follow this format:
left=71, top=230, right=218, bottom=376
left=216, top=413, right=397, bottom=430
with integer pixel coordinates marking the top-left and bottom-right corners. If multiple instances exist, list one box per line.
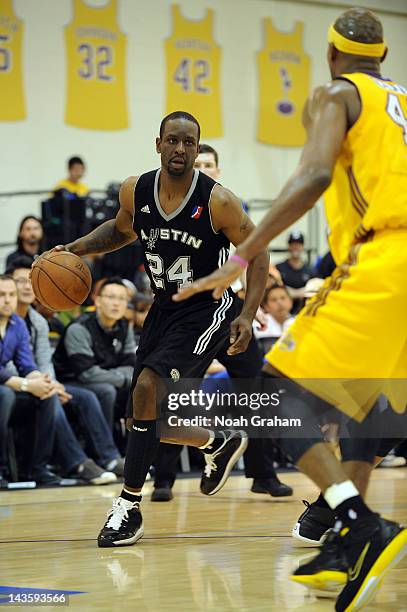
left=257, top=19, right=310, bottom=147
left=65, top=0, right=128, bottom=130
left=165, top=4, right=222, bottom=138
left=0, top=0, right=26, bottom=121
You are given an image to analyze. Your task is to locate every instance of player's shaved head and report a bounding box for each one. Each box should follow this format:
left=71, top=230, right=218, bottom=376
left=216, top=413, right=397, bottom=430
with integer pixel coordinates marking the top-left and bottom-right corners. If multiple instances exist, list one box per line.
left=333, top=8, right=383, bottom=44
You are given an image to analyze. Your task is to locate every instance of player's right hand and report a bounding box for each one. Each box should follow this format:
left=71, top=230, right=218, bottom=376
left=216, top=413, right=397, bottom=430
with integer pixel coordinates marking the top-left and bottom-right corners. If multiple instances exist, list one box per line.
left=30, top=245, right=68, bottom=278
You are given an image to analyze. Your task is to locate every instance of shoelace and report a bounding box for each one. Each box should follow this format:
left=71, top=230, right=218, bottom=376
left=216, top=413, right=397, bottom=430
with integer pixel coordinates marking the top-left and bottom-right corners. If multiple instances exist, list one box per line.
left=204, top=453, right=217, bottom=477
left=203, top=432, right=229, bottom=477
left=298, top=500, right=311, bottom=520
left=106, top=498, right=139, bottom=531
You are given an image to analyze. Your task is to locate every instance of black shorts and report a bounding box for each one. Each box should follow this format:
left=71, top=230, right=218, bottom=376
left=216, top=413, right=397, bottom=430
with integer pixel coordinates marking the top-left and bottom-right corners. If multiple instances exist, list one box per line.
left=216, top=334, right=263, bottom=379
left=126, top=293, right=238, bottom=416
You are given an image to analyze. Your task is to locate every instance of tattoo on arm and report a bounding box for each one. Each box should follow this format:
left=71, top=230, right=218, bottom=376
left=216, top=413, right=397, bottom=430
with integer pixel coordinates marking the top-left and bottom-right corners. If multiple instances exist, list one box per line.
left=68, top=220, right=132, bottom=256
left=240, top=217, right=248, bottom=233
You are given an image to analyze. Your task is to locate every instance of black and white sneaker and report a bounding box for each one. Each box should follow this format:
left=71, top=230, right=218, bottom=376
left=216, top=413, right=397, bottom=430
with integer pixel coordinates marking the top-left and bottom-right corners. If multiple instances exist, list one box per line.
left=292, top=500, right=336, bottom=546
left=200, top=430, right=248, bottom=496
left=97, top=497, right=144, bottom=548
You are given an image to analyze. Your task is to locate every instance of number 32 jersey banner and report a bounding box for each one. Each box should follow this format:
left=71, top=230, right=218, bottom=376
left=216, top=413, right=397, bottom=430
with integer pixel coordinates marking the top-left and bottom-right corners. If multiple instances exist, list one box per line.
left=0, top=0, right=26, bottom=121
left=65, top=0, right=128, bottom=130
left=165, top=5, right=222, bottom=138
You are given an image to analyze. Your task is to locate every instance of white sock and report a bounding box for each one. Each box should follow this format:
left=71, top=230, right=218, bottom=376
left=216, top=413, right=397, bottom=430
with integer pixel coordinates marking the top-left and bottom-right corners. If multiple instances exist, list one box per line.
left=198, top=430, right=215, bottom=450
left=324, top=480, right=359, bottom=510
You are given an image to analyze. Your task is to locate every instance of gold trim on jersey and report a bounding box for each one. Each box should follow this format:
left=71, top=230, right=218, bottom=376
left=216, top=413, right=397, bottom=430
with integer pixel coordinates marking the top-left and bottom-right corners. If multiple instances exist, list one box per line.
left=304, top=237, right=373, bottom=318
left=354, top=224, right=373, bottom=241
left=347, top=166, right=369, bottom=217
left=305, top=263, right=350, bottom=317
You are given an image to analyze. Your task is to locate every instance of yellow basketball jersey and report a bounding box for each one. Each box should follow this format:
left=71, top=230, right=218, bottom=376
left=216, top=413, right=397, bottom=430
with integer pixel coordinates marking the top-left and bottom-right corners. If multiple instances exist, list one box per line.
left=65, top=0, right=128, bottom=130
left=257, top=19, right=310, bottom=147
left=324, top=72, right=407, bottom=264
left=0, top=0, right=26, bottom=121
left=165, top=5, right=222, bottom=138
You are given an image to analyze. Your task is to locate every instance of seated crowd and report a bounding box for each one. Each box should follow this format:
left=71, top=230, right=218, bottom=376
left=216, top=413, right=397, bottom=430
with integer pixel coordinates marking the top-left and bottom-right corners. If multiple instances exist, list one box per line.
left=0, top=243, right=154, bottom=487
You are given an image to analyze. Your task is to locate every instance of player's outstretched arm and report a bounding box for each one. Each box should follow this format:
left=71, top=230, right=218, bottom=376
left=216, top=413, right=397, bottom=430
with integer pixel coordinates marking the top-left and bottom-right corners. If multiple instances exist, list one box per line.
left=175, top=83, right=348, bottom=300
left=61, top=177, right=138, bottom=257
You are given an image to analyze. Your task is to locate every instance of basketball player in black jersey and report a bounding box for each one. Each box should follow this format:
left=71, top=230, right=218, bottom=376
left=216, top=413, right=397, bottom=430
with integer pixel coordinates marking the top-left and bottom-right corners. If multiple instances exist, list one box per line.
left=46, top=111, right=269, bottom=547
left=151, top=144, right=293, bottom=501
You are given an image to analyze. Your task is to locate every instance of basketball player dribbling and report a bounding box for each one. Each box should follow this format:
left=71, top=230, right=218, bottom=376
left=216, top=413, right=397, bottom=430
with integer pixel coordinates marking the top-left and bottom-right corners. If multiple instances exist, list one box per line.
left=175, top=8, right=407, bottom=611
left=46, top=111, right=269, bottom=547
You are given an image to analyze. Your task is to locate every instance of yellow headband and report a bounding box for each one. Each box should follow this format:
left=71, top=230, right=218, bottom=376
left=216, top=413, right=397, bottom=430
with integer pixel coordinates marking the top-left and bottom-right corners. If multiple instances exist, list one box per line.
left=328, top=24, right=386, bottom=57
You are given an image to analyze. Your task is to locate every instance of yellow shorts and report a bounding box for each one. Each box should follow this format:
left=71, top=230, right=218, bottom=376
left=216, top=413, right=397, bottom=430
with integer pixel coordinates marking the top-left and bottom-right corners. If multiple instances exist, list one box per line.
left=266, top=229, right=407, bottom=420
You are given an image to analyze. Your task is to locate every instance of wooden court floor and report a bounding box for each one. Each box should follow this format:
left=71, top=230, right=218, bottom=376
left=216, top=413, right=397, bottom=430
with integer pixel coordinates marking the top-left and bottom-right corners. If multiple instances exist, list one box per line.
left=1, top=469, right=407, bottom=611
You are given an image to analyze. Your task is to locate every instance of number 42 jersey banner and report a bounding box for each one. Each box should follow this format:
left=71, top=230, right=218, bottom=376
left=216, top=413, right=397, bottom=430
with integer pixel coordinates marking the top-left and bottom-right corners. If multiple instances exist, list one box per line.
left=165, top=4, right=222, bottom=138
left=65, top=0, right=128, bottom=130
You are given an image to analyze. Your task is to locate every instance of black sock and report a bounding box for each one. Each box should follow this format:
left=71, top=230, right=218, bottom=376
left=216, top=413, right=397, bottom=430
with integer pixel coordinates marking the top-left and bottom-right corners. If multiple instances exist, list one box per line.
left=335, top=495, right=373, bottom=525
left=314, top=492, right=331, bottom=510
left=123, top=419, right=160, bottom=489
left=120, top=489, right=142, bottom=503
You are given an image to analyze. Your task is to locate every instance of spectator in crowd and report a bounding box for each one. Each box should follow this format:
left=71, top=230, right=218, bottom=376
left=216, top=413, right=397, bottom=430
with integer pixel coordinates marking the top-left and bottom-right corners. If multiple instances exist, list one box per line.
left=5, top=216, right=44, bottom=270
left=254, top=282, right=296, bottom=355
left=276, top=231, right=313, bottom=313
left=194, top=143, right=221, bottom=180
left=53, top=277, right=137, bottom=431
left=0, top=274, right=59, bottom=486
left=53, top=156, right=89, bottom=198
left=8, top=257, right=124, bottom=481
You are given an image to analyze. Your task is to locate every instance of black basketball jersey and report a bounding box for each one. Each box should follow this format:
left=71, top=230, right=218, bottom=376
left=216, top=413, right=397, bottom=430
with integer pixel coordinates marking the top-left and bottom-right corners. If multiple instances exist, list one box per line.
left=133, top=168, right=230, bottom=309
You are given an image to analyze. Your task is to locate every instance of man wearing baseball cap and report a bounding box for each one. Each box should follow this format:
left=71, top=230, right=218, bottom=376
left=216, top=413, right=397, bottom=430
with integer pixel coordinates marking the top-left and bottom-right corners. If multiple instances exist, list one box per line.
left=276, top=232, right=313, bottom=312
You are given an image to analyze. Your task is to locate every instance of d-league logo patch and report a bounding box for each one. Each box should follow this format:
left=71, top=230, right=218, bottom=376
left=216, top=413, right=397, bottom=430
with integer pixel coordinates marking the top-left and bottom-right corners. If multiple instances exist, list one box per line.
left=191, top=206, right=203, bottom=219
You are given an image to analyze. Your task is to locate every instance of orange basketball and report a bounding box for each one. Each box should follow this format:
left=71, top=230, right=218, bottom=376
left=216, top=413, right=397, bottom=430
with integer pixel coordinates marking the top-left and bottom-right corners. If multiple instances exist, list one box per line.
left=31, top=251, right=92, bottom=311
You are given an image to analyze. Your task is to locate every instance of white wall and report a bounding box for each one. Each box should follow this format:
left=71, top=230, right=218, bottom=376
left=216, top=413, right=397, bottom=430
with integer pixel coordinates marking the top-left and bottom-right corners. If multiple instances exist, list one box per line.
left=1, top=0, right=406, bottom=261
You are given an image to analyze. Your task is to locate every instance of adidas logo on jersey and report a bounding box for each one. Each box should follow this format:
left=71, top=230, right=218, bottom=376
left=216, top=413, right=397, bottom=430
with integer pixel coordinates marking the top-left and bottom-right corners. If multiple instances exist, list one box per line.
left=141, top=205, right=150, bottom=213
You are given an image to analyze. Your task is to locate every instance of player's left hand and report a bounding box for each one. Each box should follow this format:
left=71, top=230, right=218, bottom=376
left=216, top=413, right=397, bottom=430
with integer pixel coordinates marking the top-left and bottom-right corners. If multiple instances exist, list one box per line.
left=173, top=260, right=242, bottom=302
left=227, top=315, right=253, bottom=356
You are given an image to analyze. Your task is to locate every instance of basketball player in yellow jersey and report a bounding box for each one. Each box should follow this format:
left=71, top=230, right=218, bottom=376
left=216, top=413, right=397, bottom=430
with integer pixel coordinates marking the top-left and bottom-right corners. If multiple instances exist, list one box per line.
left=165, top=5, right=222, bottom=138
left=65, top=0, right=128, bottom=130
left=0, top=0, right=26, bottom=121
left=176, top=8, right=407, bottom=611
